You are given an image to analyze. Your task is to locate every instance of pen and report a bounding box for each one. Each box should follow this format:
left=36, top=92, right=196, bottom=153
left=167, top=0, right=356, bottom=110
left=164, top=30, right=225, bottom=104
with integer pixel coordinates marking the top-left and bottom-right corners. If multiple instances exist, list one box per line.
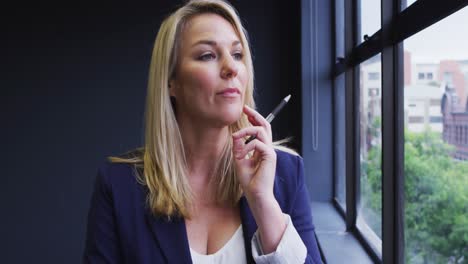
left=245, top=94, right=291, bottom=144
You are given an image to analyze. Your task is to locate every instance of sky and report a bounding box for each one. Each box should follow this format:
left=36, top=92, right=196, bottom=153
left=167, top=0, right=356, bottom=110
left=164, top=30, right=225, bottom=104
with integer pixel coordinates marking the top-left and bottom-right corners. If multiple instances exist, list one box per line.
left=361, top=0, right=468, bottom=62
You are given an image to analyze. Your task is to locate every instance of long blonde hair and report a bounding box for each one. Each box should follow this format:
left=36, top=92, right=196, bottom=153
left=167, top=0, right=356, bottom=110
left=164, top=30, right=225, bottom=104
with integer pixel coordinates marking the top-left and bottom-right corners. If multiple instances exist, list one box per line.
left=109, top=0, right=295, bottom=219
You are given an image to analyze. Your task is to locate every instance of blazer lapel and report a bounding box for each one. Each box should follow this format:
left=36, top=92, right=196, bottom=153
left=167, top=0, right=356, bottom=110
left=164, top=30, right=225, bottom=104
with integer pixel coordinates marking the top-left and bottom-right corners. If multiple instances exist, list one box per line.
left=144, top=210, right=192, bottom=264
left=240, top=196, right=257, bottom=264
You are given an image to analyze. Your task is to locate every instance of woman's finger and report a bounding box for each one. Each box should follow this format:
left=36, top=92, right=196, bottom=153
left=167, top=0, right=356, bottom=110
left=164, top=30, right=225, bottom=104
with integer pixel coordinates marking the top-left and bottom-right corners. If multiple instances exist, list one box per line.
left=243, top=105, right=271, bottom=132
left=232, top=126, right=270, bottom=144
left=233, top=137, right=275, bottom=161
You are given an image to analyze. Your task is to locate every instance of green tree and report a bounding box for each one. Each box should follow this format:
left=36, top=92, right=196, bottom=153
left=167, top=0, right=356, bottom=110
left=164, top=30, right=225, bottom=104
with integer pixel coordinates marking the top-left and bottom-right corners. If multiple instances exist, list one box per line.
left=362, top=131, right=468, bottom=263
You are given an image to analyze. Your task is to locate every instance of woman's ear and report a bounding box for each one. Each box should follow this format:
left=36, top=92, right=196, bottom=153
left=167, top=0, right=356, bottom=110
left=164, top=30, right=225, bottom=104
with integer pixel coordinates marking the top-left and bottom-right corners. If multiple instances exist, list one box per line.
left=169, top=79, right=176, bottom=97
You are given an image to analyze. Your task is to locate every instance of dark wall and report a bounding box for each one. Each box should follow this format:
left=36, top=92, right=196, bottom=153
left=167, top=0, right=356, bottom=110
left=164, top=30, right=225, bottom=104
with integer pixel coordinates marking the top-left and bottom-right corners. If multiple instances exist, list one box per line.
left=1, top=1, right=301, bottom=263
left=301, top=0, right=334, bottom=201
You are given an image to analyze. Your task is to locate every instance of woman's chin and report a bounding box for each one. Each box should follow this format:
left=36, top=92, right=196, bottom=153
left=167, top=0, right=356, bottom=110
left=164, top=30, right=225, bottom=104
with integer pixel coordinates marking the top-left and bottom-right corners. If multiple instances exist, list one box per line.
left=224, top=115, right=242, bottom=126
left=217, top=110, right=243, bottom=126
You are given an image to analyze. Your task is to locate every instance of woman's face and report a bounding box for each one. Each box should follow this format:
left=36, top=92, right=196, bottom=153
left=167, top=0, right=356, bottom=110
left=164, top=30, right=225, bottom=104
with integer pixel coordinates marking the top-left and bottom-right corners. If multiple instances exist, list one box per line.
left=170, top=13, right=248, bottom=128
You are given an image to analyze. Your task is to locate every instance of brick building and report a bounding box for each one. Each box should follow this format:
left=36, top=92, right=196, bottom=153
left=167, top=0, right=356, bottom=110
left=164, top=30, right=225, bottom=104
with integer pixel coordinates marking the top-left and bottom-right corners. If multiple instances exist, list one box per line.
left=441, top=86, right=468, bottom=160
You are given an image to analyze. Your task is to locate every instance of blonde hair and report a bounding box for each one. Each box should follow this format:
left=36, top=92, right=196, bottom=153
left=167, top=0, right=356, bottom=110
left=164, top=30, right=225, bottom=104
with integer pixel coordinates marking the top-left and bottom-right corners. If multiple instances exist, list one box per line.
left=109, top=0, right=296, bottom=219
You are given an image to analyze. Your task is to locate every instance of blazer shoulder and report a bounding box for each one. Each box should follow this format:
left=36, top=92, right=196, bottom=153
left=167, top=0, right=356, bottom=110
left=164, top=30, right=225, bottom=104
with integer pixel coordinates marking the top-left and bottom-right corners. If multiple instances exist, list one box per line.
left=97, top=148, right=144, bottom=183
left=95, top=159, right=142, bottom=192
left=273, top=149, right=305, bottom=208
left=275, top=148, right=303, bottom=171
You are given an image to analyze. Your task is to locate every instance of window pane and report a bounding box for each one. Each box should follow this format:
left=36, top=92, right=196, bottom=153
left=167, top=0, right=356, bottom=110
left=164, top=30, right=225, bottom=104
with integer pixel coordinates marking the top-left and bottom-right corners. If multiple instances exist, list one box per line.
left=334, top=73, right=346, bottom=210
left=359, top=0, right=381, bottom=44
left=404, top=6, right=468, bottom=263
left=334, top=0, right=346, bottom=211
left=405, top=0, right=419, bottom=9
left=358, top=54, right=382, bottom=248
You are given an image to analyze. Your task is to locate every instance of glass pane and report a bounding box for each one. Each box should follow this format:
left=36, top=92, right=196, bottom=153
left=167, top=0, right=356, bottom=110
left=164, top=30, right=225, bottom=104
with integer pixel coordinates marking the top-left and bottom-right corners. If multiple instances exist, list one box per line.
left=404, top=6, right=468, bottom=263
left=359, top=0, right=381, bottom=44
left=334, top=0, right=346, bottom=211
left=334, top=73, right=346, bottom=210
left=358, top=54, right=382, bottom=247
left=405, top=0, right=419, bottom=9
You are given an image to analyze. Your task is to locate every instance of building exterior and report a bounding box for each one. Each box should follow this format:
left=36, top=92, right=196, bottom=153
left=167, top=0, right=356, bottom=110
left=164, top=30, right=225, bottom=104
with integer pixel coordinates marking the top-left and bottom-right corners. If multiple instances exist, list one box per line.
left=359, top=52, right=468, bottom=159
left=412, top=62, right=438, bottom=86
left=404, top=84, right=443, bottom=133
left=438, top=60, right=468, bottom=111
left=360, top=55, right=382, bottom=154
left=441, top=86, right=468, bottom=160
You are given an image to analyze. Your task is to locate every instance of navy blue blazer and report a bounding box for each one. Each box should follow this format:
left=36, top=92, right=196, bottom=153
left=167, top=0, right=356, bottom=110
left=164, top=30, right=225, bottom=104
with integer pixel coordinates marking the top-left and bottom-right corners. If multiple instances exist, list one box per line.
left=83, top=150, right=323, bottom=263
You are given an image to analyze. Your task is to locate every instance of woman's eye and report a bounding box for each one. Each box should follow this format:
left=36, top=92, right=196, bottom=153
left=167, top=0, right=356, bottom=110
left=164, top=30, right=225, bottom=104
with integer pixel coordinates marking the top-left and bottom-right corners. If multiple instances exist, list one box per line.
left=199, top=53, right=216, bottom=61
left=232, top=52, right=243, bottom=60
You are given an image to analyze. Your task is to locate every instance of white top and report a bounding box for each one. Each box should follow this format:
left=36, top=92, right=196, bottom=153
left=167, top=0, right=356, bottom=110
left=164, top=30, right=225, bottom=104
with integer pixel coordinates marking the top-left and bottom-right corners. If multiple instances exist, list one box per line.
left=190, top=214, right=307, bottom=264
left=190, top=225, right=246, bottom=264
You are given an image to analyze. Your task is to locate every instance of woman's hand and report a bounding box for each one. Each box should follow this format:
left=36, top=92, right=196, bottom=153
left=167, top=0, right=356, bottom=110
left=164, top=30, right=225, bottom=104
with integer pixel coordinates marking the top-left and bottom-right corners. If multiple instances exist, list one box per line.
left=232, top=105, right=286, bottom=253
left=232, top=105, right=277, bottom=202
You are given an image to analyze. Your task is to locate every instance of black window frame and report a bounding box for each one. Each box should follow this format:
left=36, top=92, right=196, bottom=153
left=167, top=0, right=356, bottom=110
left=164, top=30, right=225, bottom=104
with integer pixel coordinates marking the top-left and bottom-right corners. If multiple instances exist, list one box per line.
left=330, top=0, right=468, bottom=263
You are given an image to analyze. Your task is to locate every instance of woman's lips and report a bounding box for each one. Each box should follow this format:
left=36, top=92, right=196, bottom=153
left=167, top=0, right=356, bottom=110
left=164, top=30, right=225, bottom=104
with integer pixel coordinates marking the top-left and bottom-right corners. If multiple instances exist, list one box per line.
left=217, top=88, right=240, bottom=98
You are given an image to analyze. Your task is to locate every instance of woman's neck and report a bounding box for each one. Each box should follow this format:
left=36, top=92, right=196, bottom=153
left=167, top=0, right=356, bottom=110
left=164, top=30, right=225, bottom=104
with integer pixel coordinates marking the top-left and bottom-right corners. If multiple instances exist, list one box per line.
left=177, top=117, right=230, bottom=186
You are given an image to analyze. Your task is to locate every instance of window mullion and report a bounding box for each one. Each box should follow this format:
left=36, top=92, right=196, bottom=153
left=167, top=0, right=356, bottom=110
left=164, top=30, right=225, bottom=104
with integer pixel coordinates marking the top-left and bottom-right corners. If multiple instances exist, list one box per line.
left=380, top=0, right=404, bottom=263
left=344, top=0, right=360, bottom=231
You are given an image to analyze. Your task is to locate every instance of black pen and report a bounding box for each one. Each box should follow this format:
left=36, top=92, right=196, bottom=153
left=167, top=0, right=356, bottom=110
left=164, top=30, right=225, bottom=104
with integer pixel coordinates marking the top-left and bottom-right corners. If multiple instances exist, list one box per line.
left=245, top=94, right=291, bottom=144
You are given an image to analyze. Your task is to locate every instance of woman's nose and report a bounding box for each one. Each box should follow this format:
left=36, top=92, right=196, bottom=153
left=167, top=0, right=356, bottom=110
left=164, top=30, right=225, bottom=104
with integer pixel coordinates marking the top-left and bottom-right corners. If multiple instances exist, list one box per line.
left=220, top=55, right=239, bottom=79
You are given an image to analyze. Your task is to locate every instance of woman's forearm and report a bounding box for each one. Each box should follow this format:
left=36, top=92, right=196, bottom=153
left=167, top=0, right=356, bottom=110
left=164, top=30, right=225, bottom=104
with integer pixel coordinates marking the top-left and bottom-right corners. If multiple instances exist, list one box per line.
left=246, top=194, right=287, bottom=254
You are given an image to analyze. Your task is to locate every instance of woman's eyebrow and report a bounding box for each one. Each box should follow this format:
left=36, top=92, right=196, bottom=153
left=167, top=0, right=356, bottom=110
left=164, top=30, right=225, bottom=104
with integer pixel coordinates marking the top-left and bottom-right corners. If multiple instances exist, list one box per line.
left=192, top=39, right=217, bottom=47
left=191, top=40, right=241, bottom=47
left=232, top=40, right=241, bottom=47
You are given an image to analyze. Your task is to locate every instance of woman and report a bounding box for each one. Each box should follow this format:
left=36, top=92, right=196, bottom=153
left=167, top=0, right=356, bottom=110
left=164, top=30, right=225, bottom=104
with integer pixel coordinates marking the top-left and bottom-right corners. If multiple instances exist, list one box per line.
left=83, top=0, right=323, bottom=263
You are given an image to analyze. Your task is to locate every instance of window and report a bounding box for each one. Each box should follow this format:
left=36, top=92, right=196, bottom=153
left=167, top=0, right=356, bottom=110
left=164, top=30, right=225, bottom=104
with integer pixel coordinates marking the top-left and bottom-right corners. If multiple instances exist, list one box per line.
left=459, top=126, right=462, bottom=143
left=463, top=126, right=465, bottom=144
left=404, top=6, right=468, bottom=262
left=368, top=88, right=380, bottom=97
left=466, top=126, right=468, bottom=144
left=408, top=116, right=424, bottom=123
left=326, top=0, right=468, bottom=263
left=334, top=72, right=347, bottom=210
left=444, top=72, right=454, bottom=86
left=460, top=126, right=463, bottom=143
left=429, top=116, right=442, bottom=123
left=462, top=126, right=466, bottom=144
left=449, top=125, right=454, bottom=143
left=359, top=0, right=381, bottom=44
left=359, top=54, right=382, bottom=245
left=429, top=99, right=440, bottom=106
left=368, top=72, right=380, bottom=80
